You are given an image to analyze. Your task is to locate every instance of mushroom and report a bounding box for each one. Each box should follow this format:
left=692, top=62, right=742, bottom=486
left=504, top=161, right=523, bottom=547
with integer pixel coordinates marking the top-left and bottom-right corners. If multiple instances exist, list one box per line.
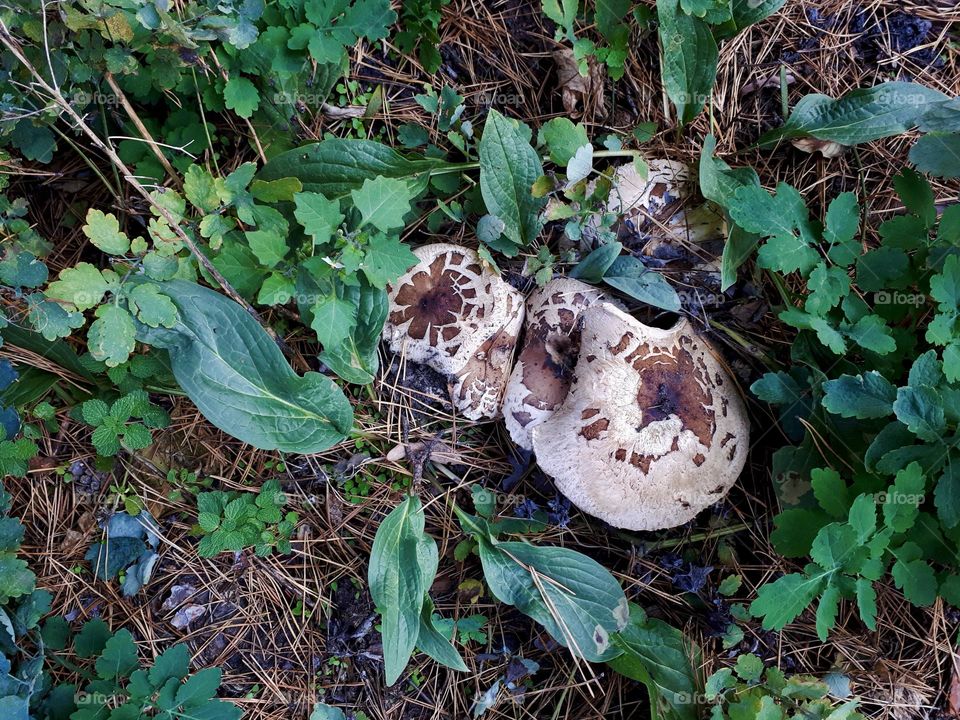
left=530, top=302, right=749, bottom=531
left=501, top=277, right=614, bottom=450
left=383, top=243, right=524, bottom=420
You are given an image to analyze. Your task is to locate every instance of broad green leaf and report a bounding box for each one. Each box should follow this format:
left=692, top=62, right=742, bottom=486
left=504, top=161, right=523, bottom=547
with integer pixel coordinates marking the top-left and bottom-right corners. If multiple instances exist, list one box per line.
left=882, top=462, right=924, bottom=533
left=478, top=540, right=629, bottom=662
left=891, top=547, right=937, bottom=607
left=245, top=229, right=287, bottom=268
left=893, top=168, right=936, bottom=227
left=175, top=667, right=221, bottom=707
left=892, top=385, right=945, bottom=442
left=603, top=256, right=681, bottom=311
left=821, top=372, right=896, bottom=419
left=607, top=603, right=699, bottom=720
left=258, top=139, right=454, bottom=200
left=810, top=468, right=848, bottom=519
left=416, top=598, right=468, bottom=672
left=293, top=192, right=344, bottom=246
left=83, top=209, right=130, bottom=256
left=478, top=109, right=545, bottom=251
left=351, top=177, right=417, bottom=232
left=728, top=0, right=787, bottom=31
left=360, top=234, right=417, bottom=289
left=223, top=76, right=260, bottom=118
left=127, top=284, right=178, bottom=328
left=727, top=183, right=818, bottom=275
left=134, top=280, right=353, bottom=452
left=368, top=496, right=435, bottom=685
left=758, top=82, right=950, bottom=146
left=935, top=462, right=960, bottom=528
left=538, top=117, right=589, bottom=165
left=570, top=241, right=623, bottom=283
left=95, top=629, right=139, bottom=680
left=184, top=166, right=220, bottom=213
left=657, top=0, right=718, bottom=125
left=855, top=578, right=877, bottom=630
left=909, top=132, right=960, bottom=179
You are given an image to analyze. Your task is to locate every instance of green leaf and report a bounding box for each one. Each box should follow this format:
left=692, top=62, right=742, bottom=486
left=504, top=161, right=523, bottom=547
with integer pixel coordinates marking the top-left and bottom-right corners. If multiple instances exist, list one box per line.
left=750, top=571, right=827, bottom=630
left=75, top=618, right=112, bottom=658
left=855, top=578, right=877, bottom=630
left=538, top=117, right=589, bottom=165
left=477, top=540, right=628, bottom=662
left=133, top=280, right=353, bottom=452
left=127, top=284, right=178, bottom=328
left=935, top=462, right=960, bottom=529
left=361, top=233, right=417, bottom=289
left=909, top=132, right=960, bottom=179
left=811, top=468, right=848, bottom=519
left=727, top=183, right=818, bottom=275
left=0, top=554, right=35, bottom=602
left=882, top=462, right=924, bottom=533
left=88, top=304, right=137, bottom=367
left=223, top=76, right=260, bottom=118
left=416, top=598, right=468, bottom=672
left=893, top=385, right=945, bottom=442
left=95, top=628, right=139, bottom=680
left=607, top=603, right=699, bottom=720
left=891, top=548, right=937, bottom=607
left=310, top=291, right=358, bottom=349
left=310, top=704, right=347, bottom=720
left=727, top=0, right=787, bottom=32
left=149, top=644, right=190, bottom=688
left=893, top=168, right=936, bottom=227
left=250, top=177, right=303, bottom=203
left=293, top=192, right=344, bottom=245
left=758, top=82, right=950, bottom=146
left=45, top=262, right=113, bottom=311
left=570, top=241, right=623, bottom=283
left=368, top=496, right=435, bottom=685
left=806, top=263, right=850, bottom=316
left=478, top=109, right=545, bottom=251
left=83, top=209, right=130, bottom=256
left=245, top=229, right=287, bottom=268
left=734, top=653, right=764, bottom=682
left=351, top=176, right=417, bottom=232
left=175, top=667, right=221, bottom=707
left=603, top=256, right=681, bottom=312
left=657, top=0, right=718, bottom=125
left=184, top=165, right=220, bottom=213
left=258, top=139, right=453, bottom=200
left=821, top=372, right=896, bottom=419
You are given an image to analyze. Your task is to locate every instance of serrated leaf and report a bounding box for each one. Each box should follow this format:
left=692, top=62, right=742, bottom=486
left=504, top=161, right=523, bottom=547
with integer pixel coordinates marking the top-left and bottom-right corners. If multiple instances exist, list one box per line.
left=657, top=0, right=718, bottom=125
left=361, top=233, right=417, bottom=289
left=45, top=262, right=112, bottom=311
left=293, top=192, right=344, bottom=245
left=893, top=385, right=945, bottom=441
left=351, top=177, right=416, bottom=232
left=909, top=132, right=960, bottom=180
left=88, top=304, right=136, bottom=367
left=750, top=571, right=827, bottom=630
left=223, top=76, right=260, bottom=118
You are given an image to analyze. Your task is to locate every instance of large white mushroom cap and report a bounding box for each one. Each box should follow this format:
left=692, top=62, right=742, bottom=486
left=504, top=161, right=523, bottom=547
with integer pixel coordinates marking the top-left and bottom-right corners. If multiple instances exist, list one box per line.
left=531, top=302, right=749, bottom=530
left=501, top=277, right=613, bottom=450
left=383, top=243, right=524, bottom=420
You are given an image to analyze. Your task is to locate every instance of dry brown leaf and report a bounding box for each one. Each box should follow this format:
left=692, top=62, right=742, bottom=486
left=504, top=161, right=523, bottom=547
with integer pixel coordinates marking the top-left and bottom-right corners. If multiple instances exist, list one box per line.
left=553, top=48, right=605, bottom=119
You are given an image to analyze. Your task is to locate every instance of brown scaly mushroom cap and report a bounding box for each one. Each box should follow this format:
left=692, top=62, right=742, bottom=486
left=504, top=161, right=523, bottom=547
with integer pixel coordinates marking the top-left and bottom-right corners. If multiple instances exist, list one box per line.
left=501, top=277, right=614, bottom=450
left=531, top=302, right=749, bottom=531
left=383, top=243, right=524, bottom=420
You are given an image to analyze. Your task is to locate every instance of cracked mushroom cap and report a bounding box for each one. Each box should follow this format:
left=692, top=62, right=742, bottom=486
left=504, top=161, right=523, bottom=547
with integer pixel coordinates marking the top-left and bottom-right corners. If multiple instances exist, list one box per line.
left=501, top=278, right=614, bottom=450
left=531, top=303, right=749, bottom=531
left=383, top=243, right=524, bottom=420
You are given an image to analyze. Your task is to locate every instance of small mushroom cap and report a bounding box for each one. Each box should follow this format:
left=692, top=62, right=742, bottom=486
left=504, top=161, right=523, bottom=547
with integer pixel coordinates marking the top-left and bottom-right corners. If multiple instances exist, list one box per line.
left=501, top=278, right=613, bottom=450
left=383, top=243, right=524, bottom=420
left=531, top=303, right=749, bottom=531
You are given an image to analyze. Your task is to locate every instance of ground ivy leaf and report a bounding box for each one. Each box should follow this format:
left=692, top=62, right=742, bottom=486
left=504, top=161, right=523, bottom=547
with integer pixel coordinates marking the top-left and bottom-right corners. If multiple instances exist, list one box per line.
left=88, top=304, right=136, bottom=367
left=821, top=372, right=896, bottom=419
left=83, top=209, right=130, bottom=256
left=351, top=176, right=416, bottom=232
